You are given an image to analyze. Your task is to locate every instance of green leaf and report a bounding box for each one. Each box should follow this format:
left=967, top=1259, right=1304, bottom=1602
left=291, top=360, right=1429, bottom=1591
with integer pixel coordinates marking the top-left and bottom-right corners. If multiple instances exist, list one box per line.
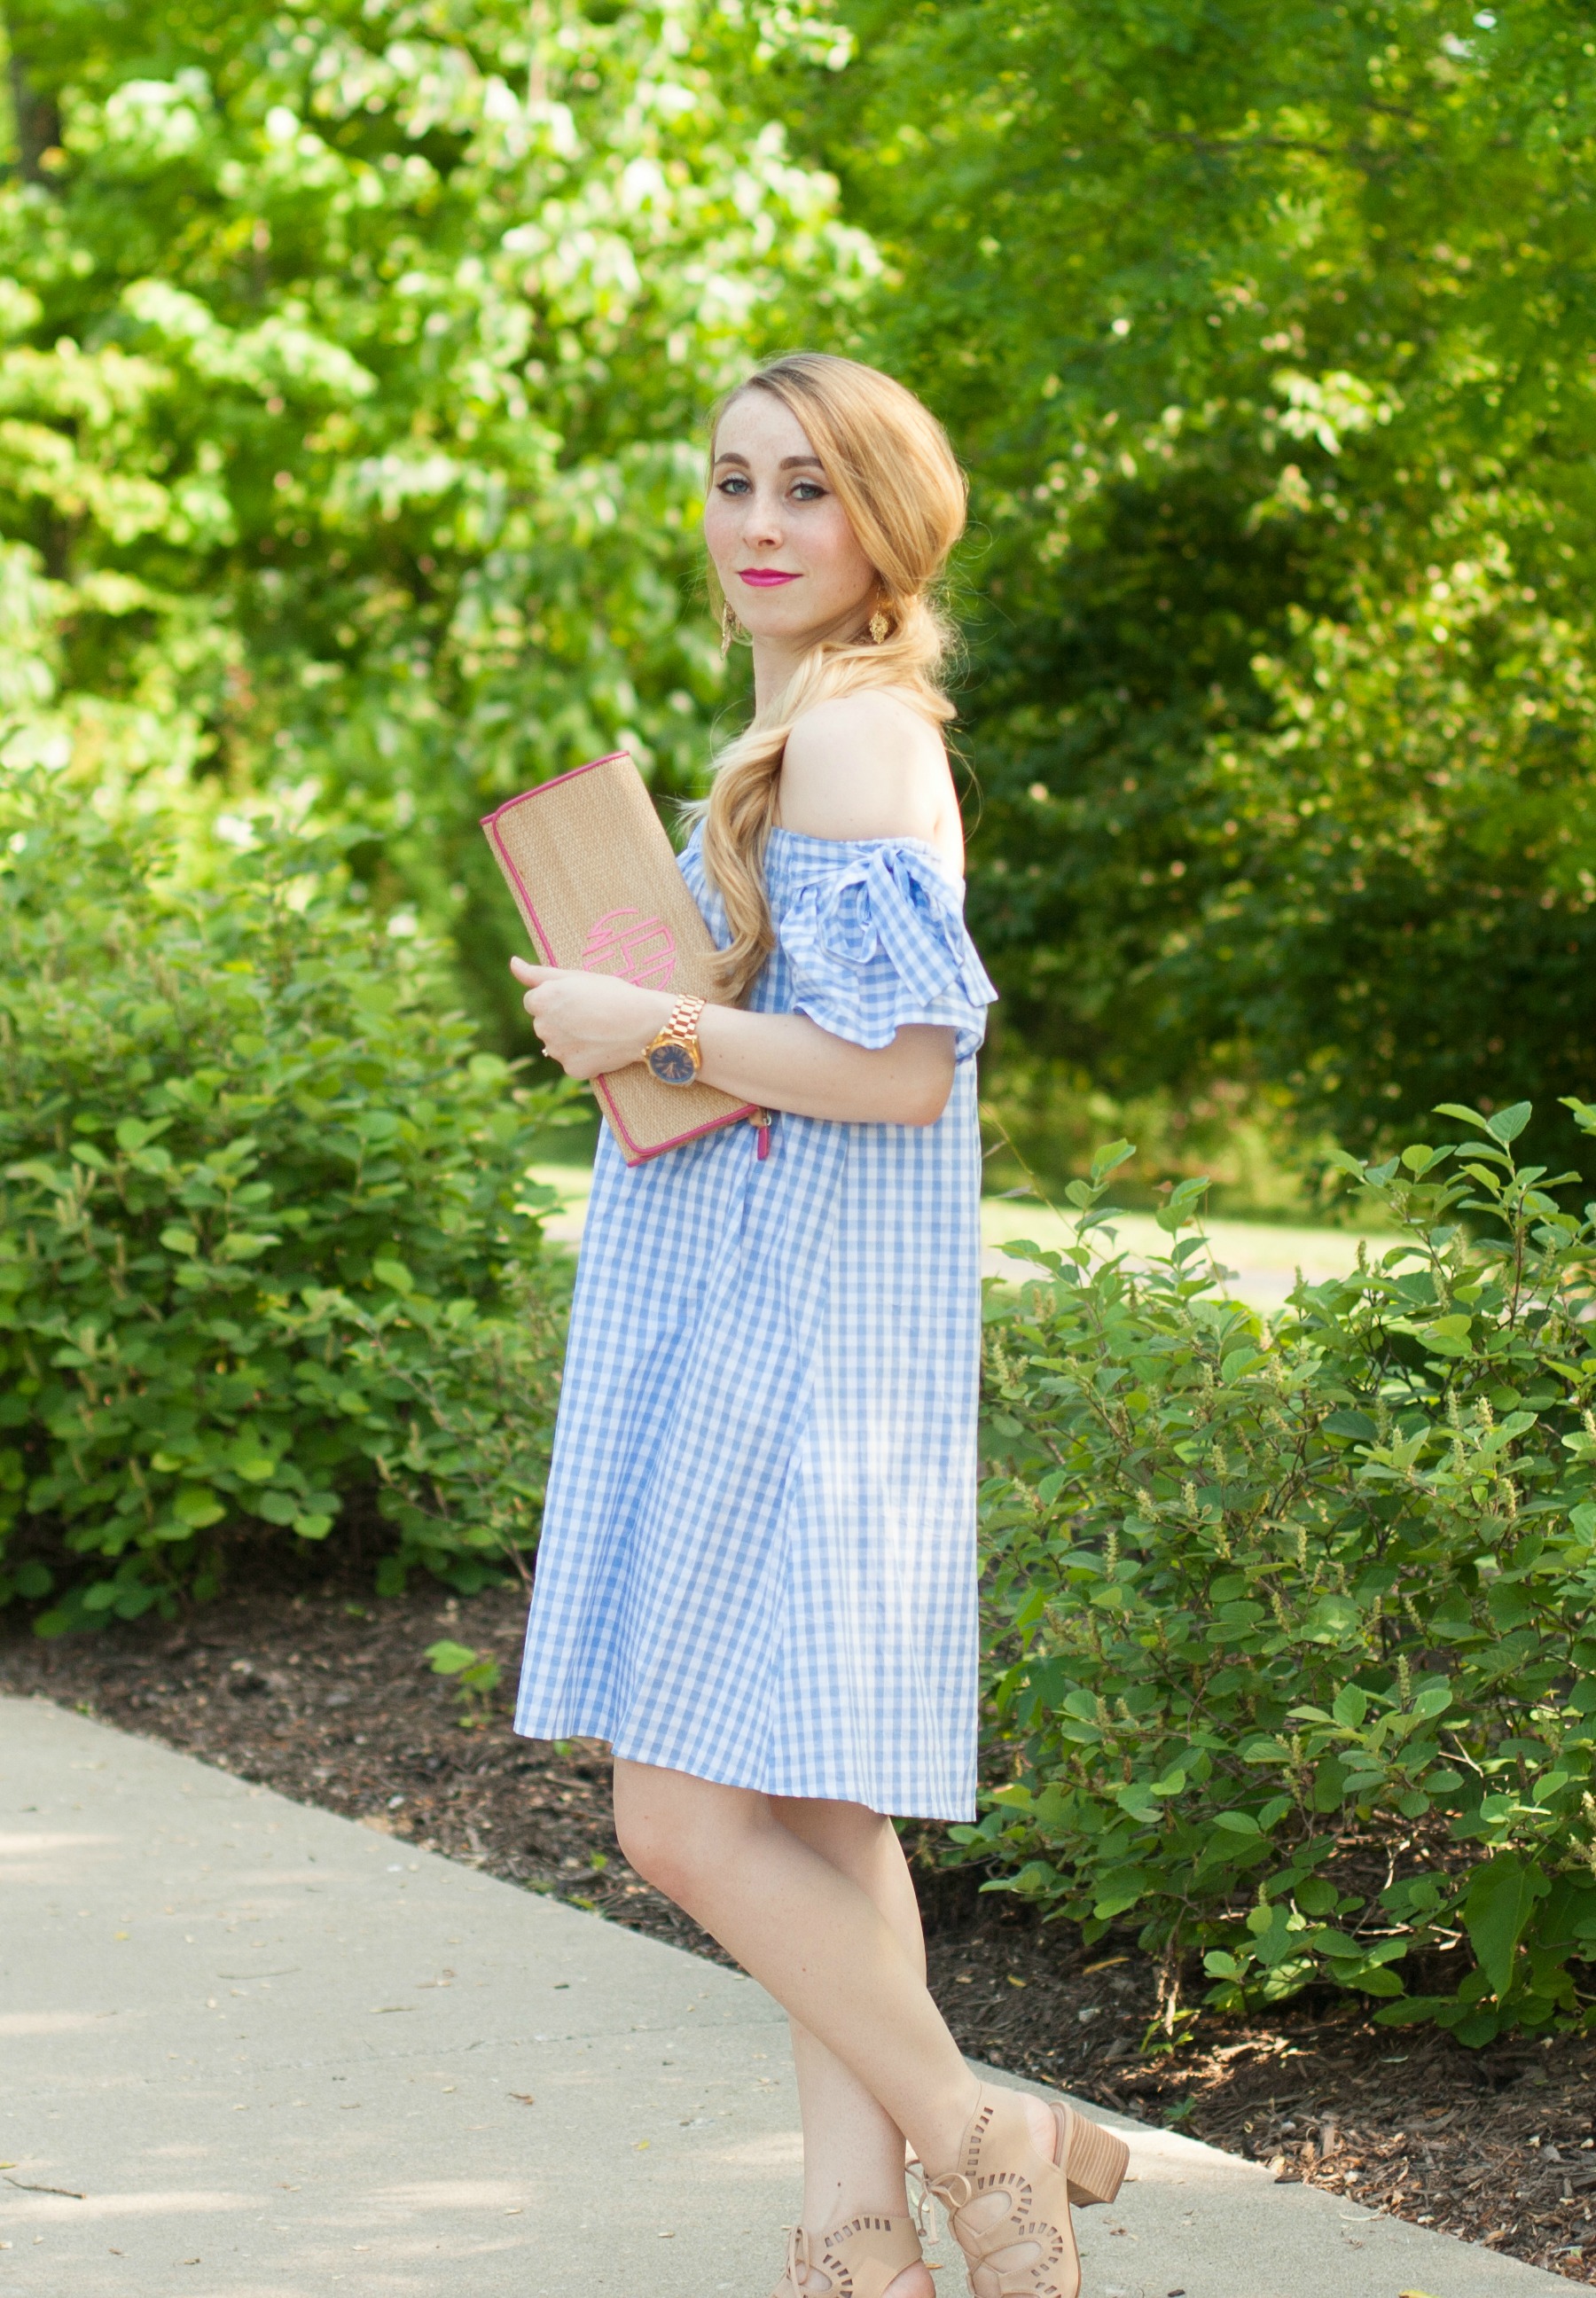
left=1434, top=1104, right=1498, bottom=1137
left=1115, top=1786, right=1163, bottom=1822
left=1355, top=1966, right=1407, bottom=1998
left=1088, top=1139, right=1136, bottom=1184
left=220, top=1231, right=277, bottom=1262
left=372, top=1258, right=415, bottom=1295
left=1155, top=1176, right=1210, bottom=1234
left=426, top=1639, right=480, bottom=1677
left=1462, top=1852, right=1549, bottom=2000
left=230, top=1454, right=278, bottom=1485
left=173, top=1486, right=226, bottom=1529
left=1487, top=1102, right=1532, bottom=1146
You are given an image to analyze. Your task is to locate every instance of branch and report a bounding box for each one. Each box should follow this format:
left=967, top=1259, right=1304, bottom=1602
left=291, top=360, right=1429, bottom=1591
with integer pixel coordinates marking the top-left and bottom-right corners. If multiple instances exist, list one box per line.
left=4, top=30, right=61, bottom=188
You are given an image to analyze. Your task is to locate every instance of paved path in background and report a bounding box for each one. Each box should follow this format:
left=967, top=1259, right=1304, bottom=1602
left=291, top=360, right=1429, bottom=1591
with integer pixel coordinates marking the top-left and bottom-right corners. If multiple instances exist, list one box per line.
left=530, top=1163, right=1393, bottom=1317
left=1, top=1697, right=1568, bottom=2298
left=979, top=1203, right=1397, bottom=1317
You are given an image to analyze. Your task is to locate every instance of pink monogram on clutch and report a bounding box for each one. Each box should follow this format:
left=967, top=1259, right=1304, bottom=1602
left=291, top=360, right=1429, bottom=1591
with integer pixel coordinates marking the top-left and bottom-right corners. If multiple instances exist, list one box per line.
left=481, top=752, right=760, bottom=1166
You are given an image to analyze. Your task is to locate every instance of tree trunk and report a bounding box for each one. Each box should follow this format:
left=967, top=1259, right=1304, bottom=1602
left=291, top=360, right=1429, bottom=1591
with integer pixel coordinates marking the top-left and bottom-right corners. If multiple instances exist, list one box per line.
left=5, top=30, right=61, bottom=185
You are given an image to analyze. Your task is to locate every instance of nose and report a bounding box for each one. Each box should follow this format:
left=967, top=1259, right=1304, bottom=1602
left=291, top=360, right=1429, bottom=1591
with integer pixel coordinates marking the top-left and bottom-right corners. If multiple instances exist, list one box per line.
left=739, top=484, right=783, bottom=551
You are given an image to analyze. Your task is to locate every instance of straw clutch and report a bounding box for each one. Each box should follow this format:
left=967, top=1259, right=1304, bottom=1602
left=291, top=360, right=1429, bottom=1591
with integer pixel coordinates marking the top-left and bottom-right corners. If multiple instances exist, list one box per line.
left=481, top=752, right=760, bottom=1167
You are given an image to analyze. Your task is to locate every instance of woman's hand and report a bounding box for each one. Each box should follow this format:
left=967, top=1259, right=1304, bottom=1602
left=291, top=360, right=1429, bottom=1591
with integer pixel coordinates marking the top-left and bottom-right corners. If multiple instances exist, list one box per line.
left=510, top=958, right=672, bottom=1081
left=510, top=956, right=954, bottom=1124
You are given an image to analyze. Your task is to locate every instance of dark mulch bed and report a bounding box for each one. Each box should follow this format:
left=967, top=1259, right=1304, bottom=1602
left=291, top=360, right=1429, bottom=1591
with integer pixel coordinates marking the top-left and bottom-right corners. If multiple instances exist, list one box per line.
left=4, top=1567, right=1595, bottom=2283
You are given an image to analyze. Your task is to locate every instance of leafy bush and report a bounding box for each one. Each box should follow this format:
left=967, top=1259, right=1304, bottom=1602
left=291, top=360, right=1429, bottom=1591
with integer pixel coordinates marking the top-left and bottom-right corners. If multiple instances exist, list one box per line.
left=0, top=774, right=575, bottom=1632
left=966, top=1105, right=1596, bottom=2045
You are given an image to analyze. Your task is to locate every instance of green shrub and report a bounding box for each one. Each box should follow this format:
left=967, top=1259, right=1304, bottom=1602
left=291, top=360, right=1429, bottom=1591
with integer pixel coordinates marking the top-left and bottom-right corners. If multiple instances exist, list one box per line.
left=966, top=1106, right=1596, bottom=2046
left=0, top=774, right=576, bottom=1632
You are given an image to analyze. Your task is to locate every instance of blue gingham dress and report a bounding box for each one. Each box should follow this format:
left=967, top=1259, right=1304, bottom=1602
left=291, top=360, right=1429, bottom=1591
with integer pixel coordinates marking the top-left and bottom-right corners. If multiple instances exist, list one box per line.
left=512, top=823, right=998, bottom=1819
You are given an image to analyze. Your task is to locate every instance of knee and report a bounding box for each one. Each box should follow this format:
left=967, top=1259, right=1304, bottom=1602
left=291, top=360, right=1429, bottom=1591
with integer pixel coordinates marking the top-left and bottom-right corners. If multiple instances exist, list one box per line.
left=613, top=1772, right=741, bottom=1904
left=613, top=1796, right=673, bottom=1892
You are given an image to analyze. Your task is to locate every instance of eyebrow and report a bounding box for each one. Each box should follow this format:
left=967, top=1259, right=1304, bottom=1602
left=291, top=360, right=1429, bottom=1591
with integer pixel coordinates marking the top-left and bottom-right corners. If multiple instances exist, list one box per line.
left=712, top=450, right=825, bottom=471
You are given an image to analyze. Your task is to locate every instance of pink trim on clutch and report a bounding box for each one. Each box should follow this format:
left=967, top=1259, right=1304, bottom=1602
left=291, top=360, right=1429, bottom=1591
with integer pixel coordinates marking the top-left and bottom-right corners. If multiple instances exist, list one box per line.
left=480, top=762, right=630, bottom=966
left=594, top=1075, right=765, bottom=1164
left=480, top=753, right=628, bottom=827
left=481, top=762, right=761, bottom=1167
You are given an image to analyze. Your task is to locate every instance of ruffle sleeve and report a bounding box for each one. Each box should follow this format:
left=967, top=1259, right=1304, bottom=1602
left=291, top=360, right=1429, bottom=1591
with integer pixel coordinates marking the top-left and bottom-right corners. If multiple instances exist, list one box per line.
left=776, top=840, right=998, bottom=1064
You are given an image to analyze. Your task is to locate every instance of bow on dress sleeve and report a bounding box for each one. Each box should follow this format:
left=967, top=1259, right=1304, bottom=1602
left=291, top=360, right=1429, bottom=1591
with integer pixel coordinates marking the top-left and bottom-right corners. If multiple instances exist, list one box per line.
left=777, top=843, right=998, bottom=1064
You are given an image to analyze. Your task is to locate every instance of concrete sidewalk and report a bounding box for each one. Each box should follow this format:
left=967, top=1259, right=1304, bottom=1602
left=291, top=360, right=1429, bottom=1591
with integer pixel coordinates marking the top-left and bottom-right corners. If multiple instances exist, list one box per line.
left=0, top=1696, right=1571, bottom=2298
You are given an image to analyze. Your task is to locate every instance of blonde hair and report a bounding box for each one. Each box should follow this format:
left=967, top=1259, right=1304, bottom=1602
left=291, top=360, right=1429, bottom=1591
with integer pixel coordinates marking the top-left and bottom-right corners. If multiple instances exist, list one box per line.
left=695, top=353, right=966, bottom=1003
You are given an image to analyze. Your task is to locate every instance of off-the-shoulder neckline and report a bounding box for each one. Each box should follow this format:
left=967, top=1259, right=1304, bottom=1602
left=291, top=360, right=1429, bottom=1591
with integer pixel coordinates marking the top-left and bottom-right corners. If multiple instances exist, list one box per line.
left=764, top=824, right=966, bottom=886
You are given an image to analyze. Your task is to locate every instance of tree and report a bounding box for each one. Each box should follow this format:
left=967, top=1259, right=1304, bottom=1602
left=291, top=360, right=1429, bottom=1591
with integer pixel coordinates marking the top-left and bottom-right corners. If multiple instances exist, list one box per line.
left=0, top=0, right=869, bottom=1034
left=811, top=0, right=1596, bottom=1163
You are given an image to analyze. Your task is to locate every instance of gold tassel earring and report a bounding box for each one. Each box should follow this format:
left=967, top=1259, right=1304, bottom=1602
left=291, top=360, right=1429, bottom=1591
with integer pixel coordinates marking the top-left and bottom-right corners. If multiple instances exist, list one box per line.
left=868, top=606, right=890, bottom=645
left=720, top=601, right=747, bottom=659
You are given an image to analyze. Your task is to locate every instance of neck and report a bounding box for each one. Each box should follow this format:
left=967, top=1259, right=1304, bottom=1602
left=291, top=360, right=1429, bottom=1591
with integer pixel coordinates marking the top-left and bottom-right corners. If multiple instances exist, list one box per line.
left=747, top=596, right=877, bottom=716
left=749, top=634, right=804, bottom=717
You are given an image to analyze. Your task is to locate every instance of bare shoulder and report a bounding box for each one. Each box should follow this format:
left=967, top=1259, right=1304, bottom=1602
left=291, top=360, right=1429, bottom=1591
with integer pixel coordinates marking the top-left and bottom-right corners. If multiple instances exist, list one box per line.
left=778, top=689, right=955, bottom=847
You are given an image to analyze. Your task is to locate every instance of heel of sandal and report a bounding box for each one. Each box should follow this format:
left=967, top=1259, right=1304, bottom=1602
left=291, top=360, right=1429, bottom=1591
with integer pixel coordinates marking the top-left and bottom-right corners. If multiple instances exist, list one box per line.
left=1056, top=2102, right=1130, bottom=2207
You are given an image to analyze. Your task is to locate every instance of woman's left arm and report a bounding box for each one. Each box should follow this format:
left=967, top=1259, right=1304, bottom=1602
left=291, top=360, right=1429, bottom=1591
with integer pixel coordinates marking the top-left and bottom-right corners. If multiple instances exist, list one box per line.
left=510, top=959, right=955, bottom=1128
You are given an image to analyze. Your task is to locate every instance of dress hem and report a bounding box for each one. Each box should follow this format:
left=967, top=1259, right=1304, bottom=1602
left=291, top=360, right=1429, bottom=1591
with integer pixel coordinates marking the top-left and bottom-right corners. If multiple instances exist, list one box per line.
left=510, top=1707, right=975, bottom=1825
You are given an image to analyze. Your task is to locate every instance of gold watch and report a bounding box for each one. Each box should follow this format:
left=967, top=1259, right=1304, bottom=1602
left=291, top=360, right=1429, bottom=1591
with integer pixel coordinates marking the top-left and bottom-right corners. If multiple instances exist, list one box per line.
left=642, top=994, right=706, bottom=1086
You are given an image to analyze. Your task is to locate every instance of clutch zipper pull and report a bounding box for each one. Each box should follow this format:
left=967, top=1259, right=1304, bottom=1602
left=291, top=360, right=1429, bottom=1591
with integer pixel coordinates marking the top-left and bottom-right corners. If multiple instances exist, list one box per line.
left=749, top=1109, right=772, bottom=1161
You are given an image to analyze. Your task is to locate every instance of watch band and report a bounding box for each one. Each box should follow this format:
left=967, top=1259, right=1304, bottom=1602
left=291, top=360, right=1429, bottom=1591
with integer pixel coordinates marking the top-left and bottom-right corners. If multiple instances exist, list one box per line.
left=642, top=994, right=706, bottom=1079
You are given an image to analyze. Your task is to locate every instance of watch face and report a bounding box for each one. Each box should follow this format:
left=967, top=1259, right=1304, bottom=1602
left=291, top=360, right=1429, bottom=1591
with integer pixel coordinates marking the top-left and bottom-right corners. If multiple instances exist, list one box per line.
left=646, top=1041, right=699, bottom=1086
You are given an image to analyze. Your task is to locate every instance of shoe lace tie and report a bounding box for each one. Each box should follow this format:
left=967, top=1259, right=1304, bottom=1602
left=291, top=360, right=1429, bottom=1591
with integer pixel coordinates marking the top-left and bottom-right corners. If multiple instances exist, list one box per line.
left=911, top=2155, right=977, bottom=2247
left=784, top=2225, right=813, bottom=2291
left=922, top=2169, right=974, bottom=2215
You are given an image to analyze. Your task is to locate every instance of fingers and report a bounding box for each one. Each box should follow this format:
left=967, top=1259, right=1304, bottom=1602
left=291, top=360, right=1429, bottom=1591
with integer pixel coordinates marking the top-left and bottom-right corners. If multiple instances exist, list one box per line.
left=509, top=956, right=558, bottom=985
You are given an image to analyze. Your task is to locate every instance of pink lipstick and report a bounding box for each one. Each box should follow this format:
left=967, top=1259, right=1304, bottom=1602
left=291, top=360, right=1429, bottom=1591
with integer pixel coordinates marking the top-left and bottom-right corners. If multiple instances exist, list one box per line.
left=739, top=568, right=801, bottom=587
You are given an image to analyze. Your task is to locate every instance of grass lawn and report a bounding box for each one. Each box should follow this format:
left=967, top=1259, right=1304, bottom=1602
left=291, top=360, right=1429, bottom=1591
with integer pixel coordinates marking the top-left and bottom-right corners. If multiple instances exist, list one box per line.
left=528, top=1162, right=1396, bottom=1316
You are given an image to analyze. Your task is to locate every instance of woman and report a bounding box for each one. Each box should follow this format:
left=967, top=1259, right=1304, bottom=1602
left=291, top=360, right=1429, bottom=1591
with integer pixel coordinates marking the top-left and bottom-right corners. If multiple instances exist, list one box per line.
left=509, top=353, right=1126, bottom=2298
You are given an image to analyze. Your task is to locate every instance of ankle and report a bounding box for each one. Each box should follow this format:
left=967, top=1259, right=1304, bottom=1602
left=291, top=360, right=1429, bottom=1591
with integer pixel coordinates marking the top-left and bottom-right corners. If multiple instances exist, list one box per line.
left=801, top=2194, right=909, bottom=2235
left=913, top=2074, right=983, bottom=2181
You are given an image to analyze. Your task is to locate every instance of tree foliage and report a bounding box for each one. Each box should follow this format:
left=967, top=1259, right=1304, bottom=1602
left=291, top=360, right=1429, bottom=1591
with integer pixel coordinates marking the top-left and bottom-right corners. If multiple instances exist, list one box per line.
left=817, top=0, right=1596, bottom=1162
left=0, top=0, right=866, bottom=1033
left=969, top=1111, right=1596, bottom=2042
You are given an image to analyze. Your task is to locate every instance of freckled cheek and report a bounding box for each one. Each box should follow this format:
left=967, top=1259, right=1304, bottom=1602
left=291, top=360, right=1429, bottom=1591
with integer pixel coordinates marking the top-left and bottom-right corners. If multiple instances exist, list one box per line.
left=807, top=509, right=872, bottom=594
left=702, top=494, right=747, bottom=556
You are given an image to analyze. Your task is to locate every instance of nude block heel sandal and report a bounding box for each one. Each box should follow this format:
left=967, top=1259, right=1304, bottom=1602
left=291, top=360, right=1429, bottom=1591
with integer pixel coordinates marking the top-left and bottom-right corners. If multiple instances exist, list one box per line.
left=771, top=2211, right=928, bottom=2298
left=1052, top=2096, right=1129, bottom=2210
left=923, top=2083, right=1130, bottom=2298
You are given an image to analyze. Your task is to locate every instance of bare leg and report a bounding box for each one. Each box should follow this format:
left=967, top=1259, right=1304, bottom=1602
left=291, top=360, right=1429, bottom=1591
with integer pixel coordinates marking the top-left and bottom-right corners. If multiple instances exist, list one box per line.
left=614, top=1761, right=1066, bottom=2280
left=614, top=1758, right=978, bottom=2172
left=773, top=1796, right=934, bottom=2298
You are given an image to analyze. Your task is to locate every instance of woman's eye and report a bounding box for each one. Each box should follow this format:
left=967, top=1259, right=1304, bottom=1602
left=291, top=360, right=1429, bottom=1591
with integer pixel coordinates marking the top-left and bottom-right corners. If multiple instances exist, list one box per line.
left=791, top=481, right=825, bottom=502
left=716, top=474, right=751, bottom=496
